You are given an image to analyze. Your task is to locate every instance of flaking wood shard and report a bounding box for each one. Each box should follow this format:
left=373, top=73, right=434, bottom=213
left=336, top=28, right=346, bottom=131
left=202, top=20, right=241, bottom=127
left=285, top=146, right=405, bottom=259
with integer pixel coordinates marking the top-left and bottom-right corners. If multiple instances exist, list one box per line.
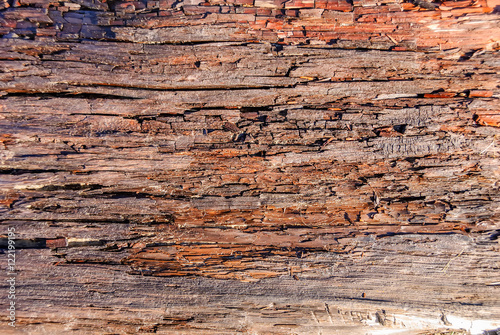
left=0, top=0, right=500, bottom=333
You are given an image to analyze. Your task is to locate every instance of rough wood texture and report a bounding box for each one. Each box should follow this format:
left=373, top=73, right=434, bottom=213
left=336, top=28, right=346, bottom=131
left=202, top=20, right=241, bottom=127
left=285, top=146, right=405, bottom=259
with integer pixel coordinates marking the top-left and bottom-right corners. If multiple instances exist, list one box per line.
left=0, top=0, right=499, bottom=333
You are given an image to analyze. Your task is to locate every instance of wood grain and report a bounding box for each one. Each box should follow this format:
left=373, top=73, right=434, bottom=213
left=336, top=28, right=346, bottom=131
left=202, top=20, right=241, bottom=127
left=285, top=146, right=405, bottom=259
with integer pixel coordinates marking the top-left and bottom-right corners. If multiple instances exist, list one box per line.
left=0, top=0, right=499, bottom=333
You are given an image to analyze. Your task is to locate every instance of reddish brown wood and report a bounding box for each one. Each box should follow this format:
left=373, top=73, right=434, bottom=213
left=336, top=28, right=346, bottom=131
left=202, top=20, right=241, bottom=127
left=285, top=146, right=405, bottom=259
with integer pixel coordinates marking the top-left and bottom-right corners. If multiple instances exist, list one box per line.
left=0, top=0, right=499, bottom=333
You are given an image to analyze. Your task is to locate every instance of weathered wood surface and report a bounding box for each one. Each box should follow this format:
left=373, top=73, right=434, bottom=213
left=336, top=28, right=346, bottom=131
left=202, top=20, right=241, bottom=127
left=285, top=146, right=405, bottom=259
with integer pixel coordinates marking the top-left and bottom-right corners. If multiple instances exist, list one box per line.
left=0, top=0, right=499, bottom=333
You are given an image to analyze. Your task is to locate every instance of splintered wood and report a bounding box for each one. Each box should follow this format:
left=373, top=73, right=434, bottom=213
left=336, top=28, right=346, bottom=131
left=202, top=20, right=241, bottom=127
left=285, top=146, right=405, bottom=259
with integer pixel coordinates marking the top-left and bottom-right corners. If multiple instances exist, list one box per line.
left=0, top=0, right=499, bottom=333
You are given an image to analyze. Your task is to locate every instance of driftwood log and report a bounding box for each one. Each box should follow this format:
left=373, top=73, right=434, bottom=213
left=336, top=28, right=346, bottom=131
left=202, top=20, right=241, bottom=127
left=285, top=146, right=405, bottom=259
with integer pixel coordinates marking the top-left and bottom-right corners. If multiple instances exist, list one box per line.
left=0, top=0, right=499, bottom=333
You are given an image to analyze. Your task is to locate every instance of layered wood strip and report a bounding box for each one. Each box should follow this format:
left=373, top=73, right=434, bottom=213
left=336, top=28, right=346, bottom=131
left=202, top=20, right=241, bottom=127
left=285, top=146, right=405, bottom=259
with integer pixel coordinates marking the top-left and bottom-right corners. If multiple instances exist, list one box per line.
left=0, top=0, right=498, bottom=49
left=1, top=234, right=500, bottom=333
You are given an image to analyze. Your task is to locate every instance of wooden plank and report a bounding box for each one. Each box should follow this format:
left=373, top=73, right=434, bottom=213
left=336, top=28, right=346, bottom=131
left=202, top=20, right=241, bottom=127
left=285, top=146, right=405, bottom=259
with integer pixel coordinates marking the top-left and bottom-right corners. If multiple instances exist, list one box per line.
left=0, top=0, right=499, bottom=333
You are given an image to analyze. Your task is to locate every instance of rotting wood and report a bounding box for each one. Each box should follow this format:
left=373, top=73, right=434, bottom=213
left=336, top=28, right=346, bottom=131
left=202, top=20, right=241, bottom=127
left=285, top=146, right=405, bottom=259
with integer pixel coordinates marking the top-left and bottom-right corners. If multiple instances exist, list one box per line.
left=0, top=0, right=499, bottom=333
